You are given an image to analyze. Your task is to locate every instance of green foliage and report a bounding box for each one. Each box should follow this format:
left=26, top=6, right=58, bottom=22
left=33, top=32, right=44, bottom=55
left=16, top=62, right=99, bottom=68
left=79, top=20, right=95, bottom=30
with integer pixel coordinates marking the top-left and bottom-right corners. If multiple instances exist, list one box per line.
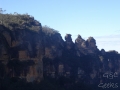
left=42, top=25, right=59, bottom=36
left=0, top=10, right=41, bottom=32
left=0, top=8, right=6, bottom=14
left=0, top=8, right=60, bottom=37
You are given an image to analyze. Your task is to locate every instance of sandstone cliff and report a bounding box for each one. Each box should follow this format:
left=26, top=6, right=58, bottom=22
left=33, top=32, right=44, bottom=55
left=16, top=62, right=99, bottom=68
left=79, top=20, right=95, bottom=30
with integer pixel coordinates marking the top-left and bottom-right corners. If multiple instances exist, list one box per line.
left=0, top=13, right=120, bottom=90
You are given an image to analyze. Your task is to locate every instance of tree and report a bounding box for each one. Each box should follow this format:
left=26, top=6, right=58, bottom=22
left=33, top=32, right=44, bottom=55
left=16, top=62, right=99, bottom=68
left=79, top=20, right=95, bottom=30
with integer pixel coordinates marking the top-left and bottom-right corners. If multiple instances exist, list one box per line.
left=0, top=8, right=6, bottom=24
left=0, top=8, right=6, bottom=15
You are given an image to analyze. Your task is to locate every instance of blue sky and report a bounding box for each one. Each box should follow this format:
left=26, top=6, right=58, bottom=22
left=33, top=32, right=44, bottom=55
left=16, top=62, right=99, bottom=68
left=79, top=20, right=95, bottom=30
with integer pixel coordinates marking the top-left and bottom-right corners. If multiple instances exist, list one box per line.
left=1, top=0, right=120, bottom=52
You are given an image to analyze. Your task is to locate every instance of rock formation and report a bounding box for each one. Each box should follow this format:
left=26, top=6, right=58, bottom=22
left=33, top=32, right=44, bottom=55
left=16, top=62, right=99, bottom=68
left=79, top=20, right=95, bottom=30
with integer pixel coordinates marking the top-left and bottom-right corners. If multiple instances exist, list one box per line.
left=0, top=24, right=44, bottom=82
left=65, top=34, right=74, bottom=50
left=75, top=35, right=99, bottom=56
left=0, top=14, right=120, bottom=90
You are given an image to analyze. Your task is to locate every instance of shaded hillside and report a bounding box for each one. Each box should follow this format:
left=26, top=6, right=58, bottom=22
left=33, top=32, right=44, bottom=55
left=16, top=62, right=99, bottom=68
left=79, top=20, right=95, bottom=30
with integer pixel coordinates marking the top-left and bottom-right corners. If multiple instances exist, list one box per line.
left=0, top=12, right=41, bottom=32
left=0, top=11, right=120, bottom=90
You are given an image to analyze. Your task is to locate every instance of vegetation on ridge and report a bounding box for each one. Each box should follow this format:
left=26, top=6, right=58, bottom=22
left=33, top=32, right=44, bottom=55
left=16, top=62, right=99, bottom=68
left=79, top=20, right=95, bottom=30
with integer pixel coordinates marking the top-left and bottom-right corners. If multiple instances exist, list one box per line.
left=0, top=8, right=59, bottom=35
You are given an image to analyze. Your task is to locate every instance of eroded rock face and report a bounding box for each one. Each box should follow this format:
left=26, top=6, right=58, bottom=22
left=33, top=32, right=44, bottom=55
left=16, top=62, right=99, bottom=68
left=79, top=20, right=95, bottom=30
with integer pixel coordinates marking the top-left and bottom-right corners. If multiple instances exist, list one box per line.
left=75, top=35, right=84, bottom=42
left=0, top=44, right=8, bottom=60
left=101, top=49, right=106, bottom=55
left=75, top=35, right=98, bottom=56
left=65, top=34, right=74, bottom=50
left=2, top=31, right=12, bottom=47
left=0, top=25, right=44, bottom=82
left=75, top=35, right=85, bottom=48
left=44, top=33, right=64, bottom=59
left=86, top=37, right=97, bottom=49
left=0, top=25, right=65, bottom=82
left=1, top=24, right=120, bottom=86
left=75, top=35, right=85, bottom=56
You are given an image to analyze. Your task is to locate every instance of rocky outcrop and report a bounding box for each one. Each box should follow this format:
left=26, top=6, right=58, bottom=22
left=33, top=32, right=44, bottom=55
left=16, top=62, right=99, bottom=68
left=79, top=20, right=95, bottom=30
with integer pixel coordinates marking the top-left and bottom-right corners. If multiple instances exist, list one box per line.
left=75, top=35, right=99, bottom=56
left=75, top=35, right=86, bottom=56
left=1, top=13, right=120, bottom=90
left=0, top=24, right=44, bottom=82
left=0, top=22, right=120, bottom=90
left=44, top=33, right=64, bottom=59
left=65, top=34, right=74, bottom=50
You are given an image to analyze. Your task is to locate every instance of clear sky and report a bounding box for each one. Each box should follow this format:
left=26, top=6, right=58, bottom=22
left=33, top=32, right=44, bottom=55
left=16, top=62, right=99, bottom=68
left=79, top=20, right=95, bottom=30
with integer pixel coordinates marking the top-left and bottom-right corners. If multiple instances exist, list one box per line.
left=1, top=0, right=120, bottom=52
